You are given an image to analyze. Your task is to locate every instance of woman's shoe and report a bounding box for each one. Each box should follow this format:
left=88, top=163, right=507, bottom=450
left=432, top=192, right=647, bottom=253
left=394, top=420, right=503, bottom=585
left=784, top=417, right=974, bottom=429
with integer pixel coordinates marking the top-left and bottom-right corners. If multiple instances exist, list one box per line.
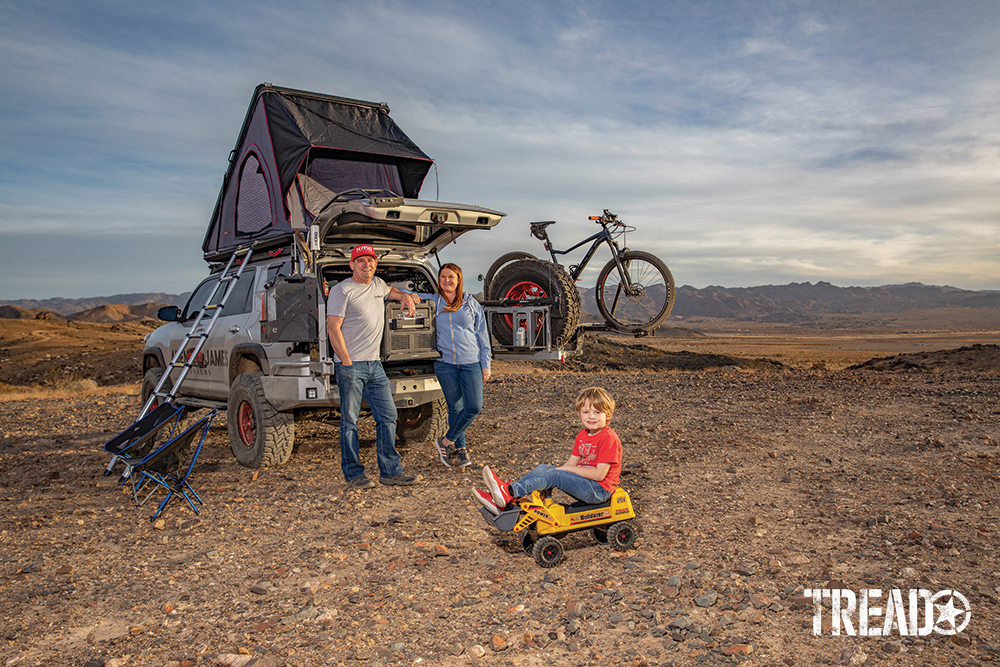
left=433, top=437, right=452, bottom=468
left=454, top=448, right=471, bottom=468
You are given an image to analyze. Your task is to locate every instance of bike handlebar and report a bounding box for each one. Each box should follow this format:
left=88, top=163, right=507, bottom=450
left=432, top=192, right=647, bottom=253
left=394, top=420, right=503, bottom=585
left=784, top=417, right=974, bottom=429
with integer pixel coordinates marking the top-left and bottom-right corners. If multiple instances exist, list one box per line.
left=589, top=210, right=622, bottom=226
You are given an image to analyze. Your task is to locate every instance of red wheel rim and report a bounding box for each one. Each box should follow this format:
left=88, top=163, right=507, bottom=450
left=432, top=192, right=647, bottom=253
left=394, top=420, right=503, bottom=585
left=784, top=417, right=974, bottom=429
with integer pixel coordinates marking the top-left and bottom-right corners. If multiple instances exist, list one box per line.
left=237, top=400, right=256, bottom=447
left=503, top=281, right=548, bottom=331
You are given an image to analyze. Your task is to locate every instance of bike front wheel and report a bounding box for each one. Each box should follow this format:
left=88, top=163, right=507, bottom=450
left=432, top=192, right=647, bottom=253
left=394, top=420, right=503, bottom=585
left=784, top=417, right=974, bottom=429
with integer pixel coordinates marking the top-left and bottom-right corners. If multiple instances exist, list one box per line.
left=596, top=250, right=675, bottom=333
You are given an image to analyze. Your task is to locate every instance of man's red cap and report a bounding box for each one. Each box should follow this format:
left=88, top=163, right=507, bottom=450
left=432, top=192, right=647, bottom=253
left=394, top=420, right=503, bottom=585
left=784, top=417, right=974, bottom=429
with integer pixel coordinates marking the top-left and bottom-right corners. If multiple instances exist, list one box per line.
left=351, top=244, right=377, bottom=261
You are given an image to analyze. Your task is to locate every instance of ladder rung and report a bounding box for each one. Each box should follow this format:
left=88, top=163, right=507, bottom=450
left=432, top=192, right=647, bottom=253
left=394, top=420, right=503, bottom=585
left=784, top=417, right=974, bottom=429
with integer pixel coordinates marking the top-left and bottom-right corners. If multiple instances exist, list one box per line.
left=203, top=304, right=221, bottom=311
left=186, top=331, right=209, bottom=339
left=218, top=275, right=236, bottom=283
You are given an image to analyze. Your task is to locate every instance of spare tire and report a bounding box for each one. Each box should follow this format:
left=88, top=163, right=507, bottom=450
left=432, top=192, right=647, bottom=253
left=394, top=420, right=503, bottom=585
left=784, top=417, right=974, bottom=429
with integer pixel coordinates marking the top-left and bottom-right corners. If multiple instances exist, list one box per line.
left=489, top=259, right=581, bottom=347
left=482, top=251, right=536, bottom=298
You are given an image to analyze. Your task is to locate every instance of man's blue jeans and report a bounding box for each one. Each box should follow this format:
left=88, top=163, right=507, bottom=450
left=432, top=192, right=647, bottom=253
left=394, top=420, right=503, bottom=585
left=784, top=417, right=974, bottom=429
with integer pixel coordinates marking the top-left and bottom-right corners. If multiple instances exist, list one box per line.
left=434, top=361, right=484, bottom=450
left=335, top=361, right=402, bottom=480
left=509, top=464, right=611, bottom=504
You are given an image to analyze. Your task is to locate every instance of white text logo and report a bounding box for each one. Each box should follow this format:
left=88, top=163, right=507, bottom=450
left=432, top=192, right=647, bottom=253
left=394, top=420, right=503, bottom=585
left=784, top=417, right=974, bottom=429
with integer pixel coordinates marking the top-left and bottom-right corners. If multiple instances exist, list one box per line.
left=803, top=589, right=970, bottom=636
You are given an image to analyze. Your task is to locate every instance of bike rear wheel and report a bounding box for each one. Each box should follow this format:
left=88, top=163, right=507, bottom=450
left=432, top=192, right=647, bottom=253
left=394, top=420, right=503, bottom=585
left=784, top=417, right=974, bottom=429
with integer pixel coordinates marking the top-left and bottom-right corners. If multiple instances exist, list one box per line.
left=596, top=250, right=675, bottom=333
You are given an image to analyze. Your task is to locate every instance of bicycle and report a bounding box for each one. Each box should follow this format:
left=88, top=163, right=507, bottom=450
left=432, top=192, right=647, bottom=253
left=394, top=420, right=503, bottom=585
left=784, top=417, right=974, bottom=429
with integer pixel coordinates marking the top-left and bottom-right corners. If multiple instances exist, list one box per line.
left=484, top=210, right=675, bottom=344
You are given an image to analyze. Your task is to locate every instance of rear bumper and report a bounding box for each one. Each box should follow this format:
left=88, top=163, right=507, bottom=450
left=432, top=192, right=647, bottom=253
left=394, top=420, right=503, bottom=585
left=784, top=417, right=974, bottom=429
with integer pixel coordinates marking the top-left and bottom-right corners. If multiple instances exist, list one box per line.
left=259, top=372, right=442, bottom=412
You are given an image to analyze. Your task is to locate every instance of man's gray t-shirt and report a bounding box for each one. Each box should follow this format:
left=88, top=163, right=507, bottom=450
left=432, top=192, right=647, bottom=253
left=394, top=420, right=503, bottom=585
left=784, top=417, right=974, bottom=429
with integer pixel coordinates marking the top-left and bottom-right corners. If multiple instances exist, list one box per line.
left=327, top=276, right=390, bottom=362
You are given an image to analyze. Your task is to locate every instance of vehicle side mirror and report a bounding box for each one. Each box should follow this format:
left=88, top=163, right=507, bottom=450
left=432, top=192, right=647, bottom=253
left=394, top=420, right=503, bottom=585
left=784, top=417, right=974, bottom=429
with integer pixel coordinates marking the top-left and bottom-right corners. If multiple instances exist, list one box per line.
left=158, top=305, right=180, bottom=322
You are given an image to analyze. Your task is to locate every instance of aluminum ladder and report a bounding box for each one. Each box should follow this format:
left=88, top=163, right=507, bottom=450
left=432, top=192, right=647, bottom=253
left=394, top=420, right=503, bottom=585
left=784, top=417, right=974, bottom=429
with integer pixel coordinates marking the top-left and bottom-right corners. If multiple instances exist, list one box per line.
left=104, top=243, right=256, bottom=476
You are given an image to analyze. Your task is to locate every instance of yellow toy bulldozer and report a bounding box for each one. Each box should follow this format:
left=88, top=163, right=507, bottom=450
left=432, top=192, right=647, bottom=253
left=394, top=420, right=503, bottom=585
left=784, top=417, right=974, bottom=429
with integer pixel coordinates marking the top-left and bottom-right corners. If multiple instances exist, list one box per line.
left=478, top=487, right=637, bottom=567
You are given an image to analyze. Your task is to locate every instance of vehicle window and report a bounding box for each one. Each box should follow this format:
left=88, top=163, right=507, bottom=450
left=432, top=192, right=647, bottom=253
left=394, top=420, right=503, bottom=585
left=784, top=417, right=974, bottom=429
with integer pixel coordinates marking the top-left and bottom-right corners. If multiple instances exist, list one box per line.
left=225, top=270, right=256, bottom=315
left=181, top=269, right=256, bottom=320
left=266, top=261, right=289, bottom=285
left=182, top=278, right=220, bottom=321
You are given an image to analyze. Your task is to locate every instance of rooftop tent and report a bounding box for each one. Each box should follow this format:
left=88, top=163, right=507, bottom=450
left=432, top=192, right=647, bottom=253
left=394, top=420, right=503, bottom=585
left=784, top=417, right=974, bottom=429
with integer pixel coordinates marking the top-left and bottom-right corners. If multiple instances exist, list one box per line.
left=202, top=84, right=434, bottom=259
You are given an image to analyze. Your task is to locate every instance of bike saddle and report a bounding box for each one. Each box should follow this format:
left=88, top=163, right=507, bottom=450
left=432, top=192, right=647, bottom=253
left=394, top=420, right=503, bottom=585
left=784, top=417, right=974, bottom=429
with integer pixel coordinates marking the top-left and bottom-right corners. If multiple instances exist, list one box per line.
left=529, top=221, right=555, bottom=240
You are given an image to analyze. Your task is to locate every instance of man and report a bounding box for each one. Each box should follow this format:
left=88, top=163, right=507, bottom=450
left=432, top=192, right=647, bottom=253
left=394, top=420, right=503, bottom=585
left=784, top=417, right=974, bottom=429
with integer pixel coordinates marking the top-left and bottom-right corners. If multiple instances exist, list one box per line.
left=327, top=244, right=420, bottom=488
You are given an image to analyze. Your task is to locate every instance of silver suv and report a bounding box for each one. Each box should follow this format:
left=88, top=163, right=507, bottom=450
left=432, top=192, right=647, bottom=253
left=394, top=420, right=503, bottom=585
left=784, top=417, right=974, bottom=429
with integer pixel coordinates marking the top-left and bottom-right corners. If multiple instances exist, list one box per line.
left=143, top=197, right=503, bottom=467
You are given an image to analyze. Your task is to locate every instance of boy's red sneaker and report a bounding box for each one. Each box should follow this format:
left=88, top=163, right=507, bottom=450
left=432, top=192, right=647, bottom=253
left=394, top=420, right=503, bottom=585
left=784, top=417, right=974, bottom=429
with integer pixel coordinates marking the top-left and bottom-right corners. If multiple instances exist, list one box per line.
left=482, top=466, right=515, bottom=508
left=471, top=488, right=500, bottom=516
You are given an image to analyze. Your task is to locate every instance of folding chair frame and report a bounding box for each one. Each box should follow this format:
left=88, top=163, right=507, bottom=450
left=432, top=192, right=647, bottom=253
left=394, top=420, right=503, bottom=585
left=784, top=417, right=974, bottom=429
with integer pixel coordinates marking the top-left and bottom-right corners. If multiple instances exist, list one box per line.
left=120, top=410, right=217, bottom=521
left=103, top=401, right=188, bottom=483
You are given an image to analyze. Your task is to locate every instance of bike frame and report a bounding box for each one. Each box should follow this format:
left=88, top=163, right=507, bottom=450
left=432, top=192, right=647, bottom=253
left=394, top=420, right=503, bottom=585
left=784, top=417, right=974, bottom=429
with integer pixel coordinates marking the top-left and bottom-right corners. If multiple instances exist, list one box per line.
left=532, top=220, right=631, bottom=286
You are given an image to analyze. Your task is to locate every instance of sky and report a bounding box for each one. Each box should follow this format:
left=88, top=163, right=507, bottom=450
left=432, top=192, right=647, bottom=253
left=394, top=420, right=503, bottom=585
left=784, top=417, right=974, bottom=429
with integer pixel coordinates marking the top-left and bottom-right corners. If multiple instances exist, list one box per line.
left=1, top=0, right=999, bottom=300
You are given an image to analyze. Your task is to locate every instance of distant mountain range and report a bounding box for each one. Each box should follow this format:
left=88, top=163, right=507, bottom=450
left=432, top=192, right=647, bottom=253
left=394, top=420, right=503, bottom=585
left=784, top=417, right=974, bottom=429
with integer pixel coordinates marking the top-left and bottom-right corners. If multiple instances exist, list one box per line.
left=0, top=293, right=188, bottom=323
left=1, top=282, right=998, bottom=324
left=577, top=281, right=1000, bottom=323
left=0, top=301, right=176, bottom=323
left=670, top=282, right=1000, bottom=322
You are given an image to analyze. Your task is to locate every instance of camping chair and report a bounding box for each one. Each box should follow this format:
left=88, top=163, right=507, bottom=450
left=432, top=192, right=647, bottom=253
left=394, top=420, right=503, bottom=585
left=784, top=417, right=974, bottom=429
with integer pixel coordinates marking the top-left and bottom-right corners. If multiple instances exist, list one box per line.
left=118, top=410, right=217, bottom=521
left=103, top=401, right=188, bottom=481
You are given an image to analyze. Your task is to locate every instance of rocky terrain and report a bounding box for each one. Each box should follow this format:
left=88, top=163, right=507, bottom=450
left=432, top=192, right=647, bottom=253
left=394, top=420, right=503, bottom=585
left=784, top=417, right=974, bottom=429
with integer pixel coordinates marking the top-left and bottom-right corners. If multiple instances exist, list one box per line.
left=1, top=328, right=998, bottom=667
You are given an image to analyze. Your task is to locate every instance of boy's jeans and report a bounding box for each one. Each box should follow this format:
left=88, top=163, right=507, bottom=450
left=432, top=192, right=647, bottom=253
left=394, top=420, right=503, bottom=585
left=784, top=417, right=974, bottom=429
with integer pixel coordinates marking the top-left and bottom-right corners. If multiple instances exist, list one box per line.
left=509, top=464, right=611, bottom=504
left=335, top=361, right=402, bottom=480
left=433, top=361, right=484, bottom=450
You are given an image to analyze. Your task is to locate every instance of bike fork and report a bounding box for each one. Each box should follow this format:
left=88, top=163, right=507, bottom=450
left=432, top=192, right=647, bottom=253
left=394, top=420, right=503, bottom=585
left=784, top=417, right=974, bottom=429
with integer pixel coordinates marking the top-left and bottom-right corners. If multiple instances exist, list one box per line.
left=606, top=252, right=633, bottom=316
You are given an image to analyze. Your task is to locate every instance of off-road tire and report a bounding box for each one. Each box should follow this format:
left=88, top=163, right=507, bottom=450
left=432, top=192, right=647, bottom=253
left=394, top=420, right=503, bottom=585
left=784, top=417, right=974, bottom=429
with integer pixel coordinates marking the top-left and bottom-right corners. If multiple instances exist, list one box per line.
left=490, top=259, right=581, bottom=347
left=483, top=251, right=537, bottom=298
left=141, top=367, right=173, bottom=410
left=607, top=520, right=637, bottom=551
left=138, top=367, right=187, bottom=470
left=596, top=250, right=675, bottom=333
left=532, top=535, right=565, bottom=568
left=227, top=372, right=294, bottom=468
left=396, top=397, right=447, bottom=446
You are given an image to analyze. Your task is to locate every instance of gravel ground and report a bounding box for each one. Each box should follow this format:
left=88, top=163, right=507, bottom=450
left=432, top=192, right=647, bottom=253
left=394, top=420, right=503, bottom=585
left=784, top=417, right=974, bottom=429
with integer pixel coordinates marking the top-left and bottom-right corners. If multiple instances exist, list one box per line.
left=1, top=347, right=999, bottom=667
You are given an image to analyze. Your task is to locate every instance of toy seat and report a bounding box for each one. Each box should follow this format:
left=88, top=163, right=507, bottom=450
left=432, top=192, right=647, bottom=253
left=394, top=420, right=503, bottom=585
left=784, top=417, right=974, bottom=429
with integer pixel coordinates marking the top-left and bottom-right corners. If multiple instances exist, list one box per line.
left=118, top=410, right=217, bottom=520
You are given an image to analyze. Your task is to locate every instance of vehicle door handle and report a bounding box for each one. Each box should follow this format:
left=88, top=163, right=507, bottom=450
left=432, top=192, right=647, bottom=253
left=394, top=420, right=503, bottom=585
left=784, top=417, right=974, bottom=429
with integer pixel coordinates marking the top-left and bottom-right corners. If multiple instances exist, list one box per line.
left=229, top=325, right=241, bottom=333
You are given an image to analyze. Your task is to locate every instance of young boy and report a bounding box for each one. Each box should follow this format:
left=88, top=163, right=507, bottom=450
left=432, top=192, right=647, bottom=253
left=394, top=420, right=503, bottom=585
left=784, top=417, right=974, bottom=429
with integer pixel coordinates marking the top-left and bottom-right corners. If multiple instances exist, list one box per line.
left=473, top=386, right=622, bottom=515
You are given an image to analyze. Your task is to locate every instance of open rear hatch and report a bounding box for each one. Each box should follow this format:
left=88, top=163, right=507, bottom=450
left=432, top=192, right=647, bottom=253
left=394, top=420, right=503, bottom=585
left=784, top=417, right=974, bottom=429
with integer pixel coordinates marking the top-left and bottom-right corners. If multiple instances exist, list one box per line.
left=316, top=195, right=504, bottom=259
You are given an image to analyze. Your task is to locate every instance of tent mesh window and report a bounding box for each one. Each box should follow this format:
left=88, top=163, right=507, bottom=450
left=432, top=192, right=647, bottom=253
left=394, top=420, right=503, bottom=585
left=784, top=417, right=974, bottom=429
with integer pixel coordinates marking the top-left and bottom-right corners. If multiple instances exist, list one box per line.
left=236, top=153, right=272, bottom=235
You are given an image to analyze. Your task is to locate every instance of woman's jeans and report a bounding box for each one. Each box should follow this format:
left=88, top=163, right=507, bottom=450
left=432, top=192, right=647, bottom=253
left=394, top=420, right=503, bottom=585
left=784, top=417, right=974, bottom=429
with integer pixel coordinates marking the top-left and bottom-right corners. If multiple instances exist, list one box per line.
left=434, top=361, right=483, bottom=450
left=335, top=361, right=403, bottom=480
left=509, top=464, right=611, bottom=504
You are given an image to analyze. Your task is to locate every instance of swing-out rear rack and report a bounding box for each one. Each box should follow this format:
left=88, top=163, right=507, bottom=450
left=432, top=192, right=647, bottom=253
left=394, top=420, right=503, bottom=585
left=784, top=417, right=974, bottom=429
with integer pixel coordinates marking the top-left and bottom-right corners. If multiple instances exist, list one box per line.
left=481, top=301, right=651, bottom=362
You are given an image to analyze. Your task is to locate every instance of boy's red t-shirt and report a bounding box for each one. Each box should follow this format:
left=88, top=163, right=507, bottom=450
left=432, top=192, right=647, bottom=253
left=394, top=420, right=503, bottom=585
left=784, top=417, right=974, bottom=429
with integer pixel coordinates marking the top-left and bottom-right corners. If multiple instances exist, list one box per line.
left=571, top=426, right=622, bottom=492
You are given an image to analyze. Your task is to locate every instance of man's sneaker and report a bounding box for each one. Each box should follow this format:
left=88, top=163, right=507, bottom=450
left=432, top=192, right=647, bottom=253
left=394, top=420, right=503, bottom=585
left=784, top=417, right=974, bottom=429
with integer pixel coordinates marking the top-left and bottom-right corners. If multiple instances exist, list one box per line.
left=433, top=437, right=452, bottom=468
left=346, top=475, right=375, bottom=490
left=454, top=448, right=471, bottom=468
left=472, top=488, right=500, bottom=516
left=482, top=465, right=514, bottom=508
left=379, top=472, right=417, bottom=486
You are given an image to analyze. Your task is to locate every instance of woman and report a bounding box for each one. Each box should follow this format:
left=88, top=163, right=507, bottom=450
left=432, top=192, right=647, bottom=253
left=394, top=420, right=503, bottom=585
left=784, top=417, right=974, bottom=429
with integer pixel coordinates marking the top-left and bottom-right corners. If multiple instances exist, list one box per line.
left=420, top=263, right=491, bottom=468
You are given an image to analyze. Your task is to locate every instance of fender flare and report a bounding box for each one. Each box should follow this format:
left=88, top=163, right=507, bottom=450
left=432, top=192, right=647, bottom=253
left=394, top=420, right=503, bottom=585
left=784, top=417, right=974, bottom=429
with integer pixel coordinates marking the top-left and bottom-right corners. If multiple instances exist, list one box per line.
left=142, top=348, right=166, bottom=373
left=229, top=343, right=271, bottom=384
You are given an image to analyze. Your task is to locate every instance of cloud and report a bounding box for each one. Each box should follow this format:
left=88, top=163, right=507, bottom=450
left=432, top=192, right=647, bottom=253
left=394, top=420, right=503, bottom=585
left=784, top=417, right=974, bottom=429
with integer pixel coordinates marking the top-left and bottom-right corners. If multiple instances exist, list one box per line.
left=1, top=0, right=999, bottom=299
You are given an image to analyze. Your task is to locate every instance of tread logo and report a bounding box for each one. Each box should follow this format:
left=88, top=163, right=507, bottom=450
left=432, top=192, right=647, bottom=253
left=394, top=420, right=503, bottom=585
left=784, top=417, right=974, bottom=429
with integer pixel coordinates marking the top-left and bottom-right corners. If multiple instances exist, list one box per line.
left=803, top=588, right=970, bottom=636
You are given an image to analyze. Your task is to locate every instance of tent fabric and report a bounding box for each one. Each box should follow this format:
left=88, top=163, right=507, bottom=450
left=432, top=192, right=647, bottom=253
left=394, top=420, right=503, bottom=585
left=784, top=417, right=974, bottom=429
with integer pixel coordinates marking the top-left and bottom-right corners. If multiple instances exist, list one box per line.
left=202, top=85, right=433, bottom=259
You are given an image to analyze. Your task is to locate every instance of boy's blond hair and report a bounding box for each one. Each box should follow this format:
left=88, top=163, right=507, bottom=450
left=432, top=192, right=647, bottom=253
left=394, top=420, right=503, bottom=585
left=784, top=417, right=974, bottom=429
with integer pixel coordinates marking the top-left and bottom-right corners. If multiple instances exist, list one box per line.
left=575, top=386, right=615, bottom=421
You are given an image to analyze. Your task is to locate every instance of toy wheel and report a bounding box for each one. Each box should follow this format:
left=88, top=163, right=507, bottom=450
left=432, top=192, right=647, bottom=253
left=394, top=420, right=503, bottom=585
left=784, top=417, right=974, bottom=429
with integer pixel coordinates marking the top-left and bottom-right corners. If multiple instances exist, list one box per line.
left=520, top=530, right=536, bottom=555
left=607, top=521, right=636, bottom=551
left=532, top=536, right=564, bottom=568
left=593, top=527, right=609, bottom=543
